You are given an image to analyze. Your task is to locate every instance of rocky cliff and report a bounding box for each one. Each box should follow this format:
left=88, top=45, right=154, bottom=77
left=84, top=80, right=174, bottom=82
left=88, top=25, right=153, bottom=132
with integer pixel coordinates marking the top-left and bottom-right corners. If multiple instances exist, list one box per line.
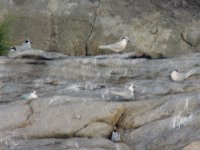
left=1, top=49, right=200, bottom=149
left=0, top=0, right=200, bottom=56
left=1, top=0, right=200, bottom=150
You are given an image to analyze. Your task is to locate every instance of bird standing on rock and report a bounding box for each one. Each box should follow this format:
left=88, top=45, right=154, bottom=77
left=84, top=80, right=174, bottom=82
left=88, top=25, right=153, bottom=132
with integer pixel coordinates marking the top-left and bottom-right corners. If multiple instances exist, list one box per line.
left=21, top=91, right=38, bottom=100
left=170, top=68, right=198, bottom=82
left=111, top=126, right=121, bottom=142
left=109, top=83, right=135, bottom=100
left=98, top=36, right=130, bottom=53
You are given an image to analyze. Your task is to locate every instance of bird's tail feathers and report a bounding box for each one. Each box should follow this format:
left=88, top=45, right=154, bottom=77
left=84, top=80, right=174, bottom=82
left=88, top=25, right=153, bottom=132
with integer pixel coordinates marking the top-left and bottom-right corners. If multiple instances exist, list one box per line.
left=185, top=68, right=198, bottom=79
left=99, top=44, right=115, bottom=50
left=98, top=45, right=110, bottom=49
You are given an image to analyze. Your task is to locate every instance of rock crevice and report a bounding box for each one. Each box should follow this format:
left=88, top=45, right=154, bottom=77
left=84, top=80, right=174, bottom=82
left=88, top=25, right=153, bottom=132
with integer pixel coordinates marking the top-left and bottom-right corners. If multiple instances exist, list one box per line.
left=86, top=0, right=101, bottom=56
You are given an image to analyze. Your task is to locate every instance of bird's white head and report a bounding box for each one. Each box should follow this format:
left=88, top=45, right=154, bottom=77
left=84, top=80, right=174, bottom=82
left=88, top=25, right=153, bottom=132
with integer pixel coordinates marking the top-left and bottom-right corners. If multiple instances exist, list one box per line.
left=32, top=91, right=37, bottom=94
left=122, top=36, right=130, bottom=42
left=171, top=70, right=179, bottom=75
left=24, top=39, right=31, bottom=45
left=128, top=83, right=135, bottom=93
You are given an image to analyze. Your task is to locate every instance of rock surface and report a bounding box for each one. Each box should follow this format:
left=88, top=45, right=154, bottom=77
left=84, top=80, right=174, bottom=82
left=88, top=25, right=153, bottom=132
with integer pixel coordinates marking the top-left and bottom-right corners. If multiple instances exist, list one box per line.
left=1, top=49, right=200, bottom=149
left=0, top=0, right=200, bottom=56
left=183, top=141, right=200, bottom=150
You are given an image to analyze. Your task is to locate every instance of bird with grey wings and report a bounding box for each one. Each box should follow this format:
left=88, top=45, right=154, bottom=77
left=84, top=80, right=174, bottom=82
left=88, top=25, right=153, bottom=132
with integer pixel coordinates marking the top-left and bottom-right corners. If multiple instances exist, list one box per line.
left=170, top=68, right=198, bottom=82
left=21, top=91, right=38, bottom=100
left=98, top=36, right=130, bottom=53
left=108, top=83, right=135, bottom=101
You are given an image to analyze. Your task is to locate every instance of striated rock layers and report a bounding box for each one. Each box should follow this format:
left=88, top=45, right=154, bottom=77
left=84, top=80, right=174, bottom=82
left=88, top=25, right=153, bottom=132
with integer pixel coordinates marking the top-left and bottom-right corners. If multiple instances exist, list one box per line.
left=0, top=0, right=200, bottom=56
left=1, top=49, right=200, bottom=149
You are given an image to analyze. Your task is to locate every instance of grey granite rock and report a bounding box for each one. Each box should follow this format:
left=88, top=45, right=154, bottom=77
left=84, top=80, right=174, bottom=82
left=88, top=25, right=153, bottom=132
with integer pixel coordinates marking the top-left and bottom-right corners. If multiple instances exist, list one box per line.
left=0, top=0, right=200, bottom=56
left=0, top=138, right=130, bottom=150
left=1, top=50, right=200, bottom=149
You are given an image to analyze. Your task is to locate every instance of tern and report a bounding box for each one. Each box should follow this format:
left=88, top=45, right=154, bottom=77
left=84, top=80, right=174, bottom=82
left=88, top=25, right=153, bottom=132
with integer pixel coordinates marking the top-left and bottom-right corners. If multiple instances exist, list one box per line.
left=21, top=91, right=38, bottom=100
left=111, top=126, right=121, bottom=142
left=98, top=36, right=130, bottom=53
left=109, top=83, right=135, bottom=100
left=170, top=68, right=198, bottom=82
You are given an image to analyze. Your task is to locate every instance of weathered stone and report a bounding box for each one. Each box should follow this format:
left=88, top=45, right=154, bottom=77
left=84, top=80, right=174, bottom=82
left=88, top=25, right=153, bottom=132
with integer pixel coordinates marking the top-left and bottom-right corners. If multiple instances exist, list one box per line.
left=0, top=0, right=98, bottom=55
left=0, top=138, right=130, bottom=150
left=0, top=101, right=30, bottom=131
left=183, top=141, right=200, bottom=150
left=123, top=94, right=200, bottom=150
left=8, top=49, right=67, bottom=59
left=87, top=0, right=200, bottom=57
left=0, top=0, right=200, bottom=56
left=183, top=20, right=200, bottom=47
left=16, top=98, right=125, bottom=139
left=1, top=51, right=200, bottom=149
left=75, top=122, right=113, bottom=138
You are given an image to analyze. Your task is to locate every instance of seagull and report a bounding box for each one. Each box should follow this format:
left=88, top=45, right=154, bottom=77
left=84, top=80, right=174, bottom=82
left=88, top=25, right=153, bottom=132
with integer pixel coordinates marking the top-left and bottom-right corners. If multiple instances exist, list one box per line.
left=109, top=83, right=135, bottom=100
left=22, top=39, right=31, bottom=48
left=111, top=126, right=121, bottom=142
left=170, top=68, right=197, bottom=82
left=98, top=36, right=130, bottom=53
left=21, top=91, right=38, bottom=100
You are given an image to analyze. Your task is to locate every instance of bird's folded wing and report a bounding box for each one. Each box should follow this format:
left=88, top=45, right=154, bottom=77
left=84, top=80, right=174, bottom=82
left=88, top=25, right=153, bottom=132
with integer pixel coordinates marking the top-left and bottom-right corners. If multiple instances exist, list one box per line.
left=109, top=91, right=127, bottom=97
left=99, top=41, right=123, bottom=50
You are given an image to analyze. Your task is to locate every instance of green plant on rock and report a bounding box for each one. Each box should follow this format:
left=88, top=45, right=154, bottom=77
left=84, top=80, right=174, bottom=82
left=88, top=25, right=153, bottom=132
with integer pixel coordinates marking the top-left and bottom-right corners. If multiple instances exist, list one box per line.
left=0, top=18, right=11, bottom=55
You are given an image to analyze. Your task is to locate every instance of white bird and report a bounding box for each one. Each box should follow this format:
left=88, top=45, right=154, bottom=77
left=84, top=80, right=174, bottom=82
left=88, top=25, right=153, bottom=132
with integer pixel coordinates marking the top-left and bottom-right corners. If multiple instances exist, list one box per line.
left=21, top=91, right=38, bottom=100
left=111, top=127, right=121, bottom=142
left=170, top=68, right=197, bottom=82
left=98, top=36, right=130, bottom=53
left=22, top=39, right=31, bottom=48
left=109, top=83, right=135, bottom=100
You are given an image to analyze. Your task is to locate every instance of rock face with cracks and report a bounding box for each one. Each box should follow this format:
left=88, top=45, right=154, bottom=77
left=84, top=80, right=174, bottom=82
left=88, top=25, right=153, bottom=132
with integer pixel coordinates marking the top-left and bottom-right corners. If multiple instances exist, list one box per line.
left=0, top=0, right=200, bottom=56
left=1, top=49, right=200, bottom=149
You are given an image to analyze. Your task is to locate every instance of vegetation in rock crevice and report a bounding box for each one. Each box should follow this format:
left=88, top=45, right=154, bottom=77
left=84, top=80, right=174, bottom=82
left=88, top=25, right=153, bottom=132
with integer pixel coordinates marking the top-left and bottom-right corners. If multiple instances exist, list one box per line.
left=0, top=17, right=11, bottom=55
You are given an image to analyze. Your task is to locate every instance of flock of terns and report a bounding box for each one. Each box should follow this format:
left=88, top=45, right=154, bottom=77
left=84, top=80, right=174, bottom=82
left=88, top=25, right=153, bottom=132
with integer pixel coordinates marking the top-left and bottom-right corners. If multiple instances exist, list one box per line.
left=9, top=36, right=199, bottom=142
